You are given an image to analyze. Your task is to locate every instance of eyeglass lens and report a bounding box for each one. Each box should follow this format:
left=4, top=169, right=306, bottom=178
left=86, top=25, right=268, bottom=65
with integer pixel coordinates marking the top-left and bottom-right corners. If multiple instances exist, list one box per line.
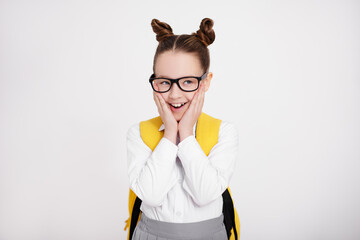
left=152, top=77, right=199, bottom=92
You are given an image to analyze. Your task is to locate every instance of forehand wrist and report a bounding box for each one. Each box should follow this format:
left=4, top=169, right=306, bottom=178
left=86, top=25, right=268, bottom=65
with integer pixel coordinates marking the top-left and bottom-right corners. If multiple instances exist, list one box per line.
left=179, top=130, right=193, bottom=142
left=164, top=130, right=177, bottom=145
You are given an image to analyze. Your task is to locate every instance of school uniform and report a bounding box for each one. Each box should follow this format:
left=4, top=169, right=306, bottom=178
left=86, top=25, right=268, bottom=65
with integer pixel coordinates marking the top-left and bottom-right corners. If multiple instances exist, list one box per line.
left=126, top=114, right=239, bottom=239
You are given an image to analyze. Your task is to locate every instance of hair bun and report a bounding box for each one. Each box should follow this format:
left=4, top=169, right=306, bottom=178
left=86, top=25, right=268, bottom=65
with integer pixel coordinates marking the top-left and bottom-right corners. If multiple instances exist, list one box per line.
left=192, top=18, right=215, bottom=47
left=151, top=19, right=174, bottom=42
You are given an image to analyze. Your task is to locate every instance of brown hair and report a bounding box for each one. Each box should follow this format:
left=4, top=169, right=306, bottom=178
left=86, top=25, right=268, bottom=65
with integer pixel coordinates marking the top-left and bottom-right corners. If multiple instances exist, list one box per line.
left=151, top=18, right=215, bottom=75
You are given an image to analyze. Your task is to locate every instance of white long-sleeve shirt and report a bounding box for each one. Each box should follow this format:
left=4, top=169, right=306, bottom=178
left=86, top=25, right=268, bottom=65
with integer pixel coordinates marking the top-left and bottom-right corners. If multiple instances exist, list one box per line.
left=126, top=119, right=239, bottom=223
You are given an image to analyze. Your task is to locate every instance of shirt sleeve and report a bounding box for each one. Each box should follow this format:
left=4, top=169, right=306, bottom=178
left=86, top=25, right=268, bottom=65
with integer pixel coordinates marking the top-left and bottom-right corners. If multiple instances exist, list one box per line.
left=177, top=121, right=239, bottom=206
left=126, top=123, right=179, bottom=207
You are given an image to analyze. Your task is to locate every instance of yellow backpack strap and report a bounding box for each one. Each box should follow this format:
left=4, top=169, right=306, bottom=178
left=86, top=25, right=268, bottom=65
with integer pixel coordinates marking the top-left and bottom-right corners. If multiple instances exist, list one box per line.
left=196, top=112, right=240, bottom=239
left=125, top=116, right=164, bottom=240
left=227, top=188, right=240, bottom=240
left=124, top=189, right=140, bottom=239
left=195, top=112, right=222, bottom=155
left=139, top=116, right=164, bottom=150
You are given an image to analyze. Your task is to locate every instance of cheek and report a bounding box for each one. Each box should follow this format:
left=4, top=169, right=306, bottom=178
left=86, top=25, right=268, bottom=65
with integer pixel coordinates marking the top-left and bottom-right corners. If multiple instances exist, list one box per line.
left=185, top=90, right=199, bottom=101
left=160, top=93, right=169, bottom=102
left=185, top=92, right=197, bottom=101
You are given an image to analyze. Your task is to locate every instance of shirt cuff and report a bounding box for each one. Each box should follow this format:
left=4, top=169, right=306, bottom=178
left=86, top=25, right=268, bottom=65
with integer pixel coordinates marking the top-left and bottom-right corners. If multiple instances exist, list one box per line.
left=151, top=137, right=178, bottom=165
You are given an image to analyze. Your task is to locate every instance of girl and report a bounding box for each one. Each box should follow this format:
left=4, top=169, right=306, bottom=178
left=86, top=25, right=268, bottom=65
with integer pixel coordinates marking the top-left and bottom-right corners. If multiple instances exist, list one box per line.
left=125, top=18, right=239, bottom=240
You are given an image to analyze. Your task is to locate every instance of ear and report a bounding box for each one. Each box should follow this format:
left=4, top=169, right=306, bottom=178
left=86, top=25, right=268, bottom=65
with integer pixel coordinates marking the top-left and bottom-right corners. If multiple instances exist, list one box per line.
left=203, top=72, right=213, bottom=92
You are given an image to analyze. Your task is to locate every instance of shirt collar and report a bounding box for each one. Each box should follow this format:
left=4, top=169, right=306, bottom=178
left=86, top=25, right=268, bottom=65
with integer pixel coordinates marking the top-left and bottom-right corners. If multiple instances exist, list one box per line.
left=158, top=122, right=197, bottom=135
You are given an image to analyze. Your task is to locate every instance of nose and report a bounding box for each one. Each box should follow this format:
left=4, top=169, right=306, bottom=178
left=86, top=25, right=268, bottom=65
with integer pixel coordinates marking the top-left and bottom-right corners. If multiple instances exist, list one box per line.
left=168, top=83, right=182, bottom=99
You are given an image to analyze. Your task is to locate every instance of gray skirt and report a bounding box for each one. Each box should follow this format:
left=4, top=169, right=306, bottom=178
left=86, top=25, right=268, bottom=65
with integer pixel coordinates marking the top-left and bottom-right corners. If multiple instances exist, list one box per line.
left=132, top=213, right=228, bottom=240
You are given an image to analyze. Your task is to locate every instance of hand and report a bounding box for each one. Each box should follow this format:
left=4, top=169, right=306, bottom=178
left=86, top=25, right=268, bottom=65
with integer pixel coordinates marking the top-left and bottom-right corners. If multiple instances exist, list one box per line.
left=178, top=82, right=205, bottom=142
left=153, top=84, right=178, bottom=144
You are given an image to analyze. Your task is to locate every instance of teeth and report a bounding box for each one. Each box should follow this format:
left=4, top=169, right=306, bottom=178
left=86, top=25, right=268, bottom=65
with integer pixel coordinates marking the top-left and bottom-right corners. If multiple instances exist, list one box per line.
left=171, top=103, right=185, bottom=108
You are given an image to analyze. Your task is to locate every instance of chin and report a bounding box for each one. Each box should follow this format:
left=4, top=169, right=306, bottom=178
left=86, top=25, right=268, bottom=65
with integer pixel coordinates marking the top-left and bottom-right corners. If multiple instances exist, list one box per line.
left=174, top=113, right=184, bottom=122
left=175, top=116, right=182, bottom=122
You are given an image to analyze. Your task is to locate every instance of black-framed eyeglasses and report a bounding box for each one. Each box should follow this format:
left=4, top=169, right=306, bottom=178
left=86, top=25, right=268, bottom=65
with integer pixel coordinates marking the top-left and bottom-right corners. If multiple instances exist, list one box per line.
left=149, top=72, right=208, bottom=93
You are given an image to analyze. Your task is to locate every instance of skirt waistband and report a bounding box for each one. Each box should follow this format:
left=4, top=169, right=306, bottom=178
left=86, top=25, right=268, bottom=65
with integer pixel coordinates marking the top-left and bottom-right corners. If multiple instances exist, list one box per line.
left=137, top=213, right=225, bottom=239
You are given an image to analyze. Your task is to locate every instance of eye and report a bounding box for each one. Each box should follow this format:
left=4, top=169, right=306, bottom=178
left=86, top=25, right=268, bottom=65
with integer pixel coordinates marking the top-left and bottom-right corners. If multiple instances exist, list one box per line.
left=183, top=78, right=196, bottom=85
left=158, top=80, right=170, bottom=85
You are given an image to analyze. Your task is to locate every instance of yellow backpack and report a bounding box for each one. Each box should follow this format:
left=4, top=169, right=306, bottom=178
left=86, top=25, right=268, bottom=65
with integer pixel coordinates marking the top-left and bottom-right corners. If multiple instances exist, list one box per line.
left=124, top=112, right=240, bottom=239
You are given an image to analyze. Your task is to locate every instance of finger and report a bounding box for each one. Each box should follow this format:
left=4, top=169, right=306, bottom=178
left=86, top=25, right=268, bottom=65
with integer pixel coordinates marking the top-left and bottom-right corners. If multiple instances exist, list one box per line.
left=157, top=93, right=167, bottom=113
left=157, top=93, right=168, bottom=110
left=153, top=91, right=159, bottom=106
left=153, top=82, right=166, bottom=110
left=187, top=93, right=198, bottom=112
left=190, top=92, right=201, bottom=114
left=192, top=84, right=203, bottom=107
left=198, top=88, right=205, bottom=111
left=200, top=82, right=205, bottom=99
left=153, top=92, right=164, bottom=113
left=186, top=83, right=203, bottom=115
left=195, top=84, right=205, bottom=112
left=159, top=94, right=175, bottom=117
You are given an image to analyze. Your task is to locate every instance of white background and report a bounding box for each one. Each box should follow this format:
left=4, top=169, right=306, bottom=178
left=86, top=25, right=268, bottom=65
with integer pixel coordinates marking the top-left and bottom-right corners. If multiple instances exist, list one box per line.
left=0, top=0, right=359, bottom=239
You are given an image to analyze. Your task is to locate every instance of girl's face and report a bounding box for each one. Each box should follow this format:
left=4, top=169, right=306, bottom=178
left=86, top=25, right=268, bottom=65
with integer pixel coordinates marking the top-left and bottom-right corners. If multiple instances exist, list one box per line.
left=154, top=51, right=212, bottom=122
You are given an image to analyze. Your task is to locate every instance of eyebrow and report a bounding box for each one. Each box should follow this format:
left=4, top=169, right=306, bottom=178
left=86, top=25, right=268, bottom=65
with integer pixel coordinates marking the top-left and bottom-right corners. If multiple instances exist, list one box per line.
left=156, top=74, right=198, bottom=78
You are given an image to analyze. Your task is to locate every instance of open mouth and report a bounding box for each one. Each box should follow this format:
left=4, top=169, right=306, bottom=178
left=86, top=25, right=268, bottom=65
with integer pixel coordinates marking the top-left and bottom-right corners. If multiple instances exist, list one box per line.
left=169, top=102, right=187, bottom=110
